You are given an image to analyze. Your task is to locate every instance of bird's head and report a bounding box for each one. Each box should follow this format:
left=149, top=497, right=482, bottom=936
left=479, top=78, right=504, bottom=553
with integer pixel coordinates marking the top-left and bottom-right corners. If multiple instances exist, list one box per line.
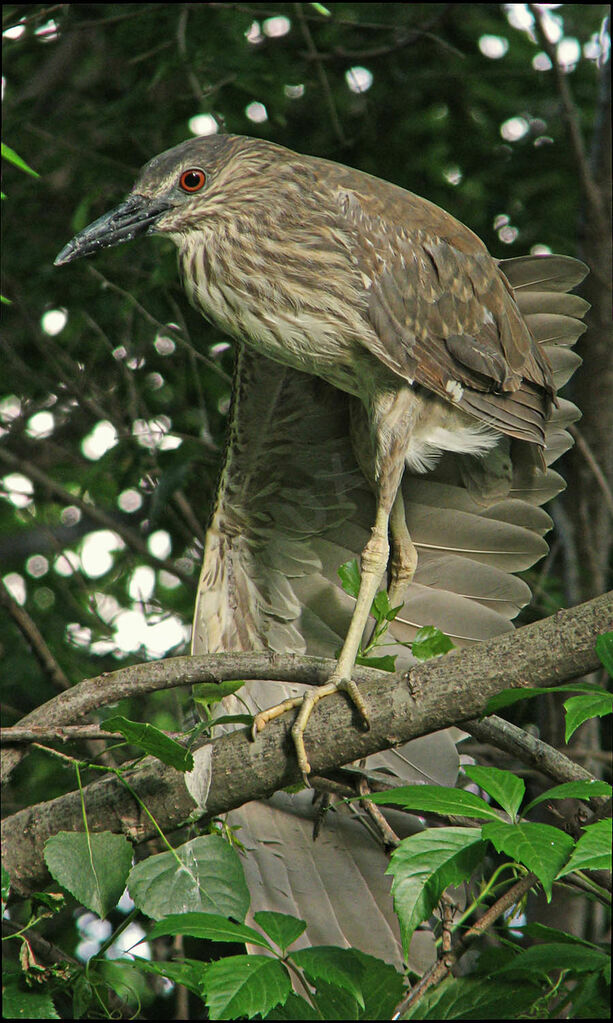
left=55, top=135, right=301, bottom=266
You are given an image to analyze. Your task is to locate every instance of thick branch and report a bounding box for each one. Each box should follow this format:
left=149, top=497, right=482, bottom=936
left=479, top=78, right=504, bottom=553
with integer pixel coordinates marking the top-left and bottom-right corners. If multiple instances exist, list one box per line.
left=2, top=592, right=611, bottom=896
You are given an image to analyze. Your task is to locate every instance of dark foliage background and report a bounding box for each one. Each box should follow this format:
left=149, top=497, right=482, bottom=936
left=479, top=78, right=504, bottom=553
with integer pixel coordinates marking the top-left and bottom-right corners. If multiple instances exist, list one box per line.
left=1, top=2, right=610, bottom=1015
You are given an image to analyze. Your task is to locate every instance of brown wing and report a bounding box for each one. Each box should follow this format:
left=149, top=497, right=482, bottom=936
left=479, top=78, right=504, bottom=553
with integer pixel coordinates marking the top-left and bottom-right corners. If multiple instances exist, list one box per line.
left=333, top=184, right=556, bottom=445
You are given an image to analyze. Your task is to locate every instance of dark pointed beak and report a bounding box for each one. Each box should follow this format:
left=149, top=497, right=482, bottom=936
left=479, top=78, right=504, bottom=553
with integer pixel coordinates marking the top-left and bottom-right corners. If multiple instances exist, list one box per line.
left=54, top=193, right=173, bottom=266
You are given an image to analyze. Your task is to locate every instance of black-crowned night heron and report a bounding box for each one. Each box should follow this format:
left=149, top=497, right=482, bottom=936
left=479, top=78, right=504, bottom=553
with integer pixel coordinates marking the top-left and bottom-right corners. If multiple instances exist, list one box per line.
left=55, top=135, right=588, bottom=792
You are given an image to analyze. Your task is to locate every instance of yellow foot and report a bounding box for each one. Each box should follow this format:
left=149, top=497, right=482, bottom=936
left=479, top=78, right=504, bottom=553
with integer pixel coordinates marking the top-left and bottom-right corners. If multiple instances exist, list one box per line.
left=251, top=676, right=370, bottom=786
left=251, top=696, right=304, bottom=739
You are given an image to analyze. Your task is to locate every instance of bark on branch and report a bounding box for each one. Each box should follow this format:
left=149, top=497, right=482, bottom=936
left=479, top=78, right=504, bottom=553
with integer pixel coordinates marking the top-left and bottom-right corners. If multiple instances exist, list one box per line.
left=2, top=591, right=611, bottom=896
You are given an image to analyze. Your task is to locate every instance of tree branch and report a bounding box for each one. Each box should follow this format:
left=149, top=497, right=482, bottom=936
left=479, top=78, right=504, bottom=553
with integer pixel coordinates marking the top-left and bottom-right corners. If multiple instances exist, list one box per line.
left=2, top=592, right=610, bottom=896
left=0, top=580, right=71, bottom=693
left=0, top=446, right=196, bottom=588
left=569, top=424, right=613, bottom=518
left=465, top=714, right=610, bottom=811
left=528, top=4, right=605, bottom=226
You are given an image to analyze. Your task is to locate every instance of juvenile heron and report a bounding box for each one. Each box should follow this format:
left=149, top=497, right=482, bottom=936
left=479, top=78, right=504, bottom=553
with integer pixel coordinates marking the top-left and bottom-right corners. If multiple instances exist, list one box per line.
left=56, top=135, right=587, bottom=785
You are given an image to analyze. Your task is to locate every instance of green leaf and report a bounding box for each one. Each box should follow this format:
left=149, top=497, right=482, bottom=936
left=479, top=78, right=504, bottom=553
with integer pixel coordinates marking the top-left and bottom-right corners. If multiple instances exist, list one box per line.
left=367, top=784, right=504, bottom=821
left=91, top=959, right=149, bottom=1009
left=355, top=652, right=397, bottom=672
left=253, top=911, right=307, bottom=953
left=209, top=713, right=254, bottom=728
left=1, top=976, right=59, bottom=1019
left=564, top=692, right=613, bottom=742
left=264, top=992, right=320, bottom=1019
left=2, top=142, right=39, bottom=177
left=31, top=891, right=65, bottom=913
left=496, top=941, right=610, bottom=979
left=202, top=954, right=291, bottom=1020
left=72, top=975, right=96, bottom=1019
left=523, top=779, right=611, bottom=816
left=386, top=828, right=486, bottom=955
left=2, top=862, right=11, bottom=903
left=463, top=765, right=525, bottom=820
left=411, top=626, right=455, bottom=661
left=193, top=679, right=246, bottom=706
left=371, top=589, right=390, bottom=621
left=290, top=947, right=365, bottom=1008
left=149, top=911, right=272, bottom=949
left=128, top=834, right=250, bottom=921
left=371, top=589, right=401, bottom=623
left=557, top=818, right=612, bottom=876
left=567, top=971, right=612, bottom=1019
left=44, top=831, right=132, bottom=918
left=481, top=821, right=574, bottom=899
left=484, top=686, right=549, bottom=712
left=403, top=975, right=541, bottom=1019
left=131, top=957, right=207, bottom=997
left=595, top=631, right=613, bottom=677
left=338, top=559, right=361, bottom=599
left=272, top=950, right=402, bottom=1020
left=350, top=950, right=405, bottom=1020
left=485, top=681, right=610, bottom=714
left=519, top=921, right=606, bottom=948
left=104, top=714, right=193, bottom=771
left=308, top=982, right=360, bottom=1020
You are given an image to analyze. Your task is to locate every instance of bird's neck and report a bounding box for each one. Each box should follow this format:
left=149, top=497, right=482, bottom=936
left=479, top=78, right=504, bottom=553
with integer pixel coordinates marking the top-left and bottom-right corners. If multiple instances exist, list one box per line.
left=175, top=222, right=371, bottom=395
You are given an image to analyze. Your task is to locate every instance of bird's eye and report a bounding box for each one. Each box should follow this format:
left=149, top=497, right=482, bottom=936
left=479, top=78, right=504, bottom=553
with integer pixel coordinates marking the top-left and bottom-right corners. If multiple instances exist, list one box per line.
left=179, top=168, right=207, bottom=193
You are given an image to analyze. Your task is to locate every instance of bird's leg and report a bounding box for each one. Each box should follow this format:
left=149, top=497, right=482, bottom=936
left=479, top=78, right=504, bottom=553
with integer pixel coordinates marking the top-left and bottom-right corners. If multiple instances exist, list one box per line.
left=361, top=487, right=417, bottom=652
left=253, top=391, right=412, bottom=784
left=303, top=491, right=417, bottom=766
left=251, top=500, right=392, bottom=782
left=290, top=499, right=392, bottom=782
left=387, top=488, right=418, bottom=609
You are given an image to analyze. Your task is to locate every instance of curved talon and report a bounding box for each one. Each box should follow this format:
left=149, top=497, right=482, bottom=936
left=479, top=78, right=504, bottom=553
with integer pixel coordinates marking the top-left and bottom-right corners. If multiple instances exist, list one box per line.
left=337, top=677, right=370, bottom=730
left=251, top=504, right=388, bottom=779
left=249, top=675, right=371, bottom=786
left=290, top=674, right=371, bottom=786
left=251, top=695, right=303, bottom=740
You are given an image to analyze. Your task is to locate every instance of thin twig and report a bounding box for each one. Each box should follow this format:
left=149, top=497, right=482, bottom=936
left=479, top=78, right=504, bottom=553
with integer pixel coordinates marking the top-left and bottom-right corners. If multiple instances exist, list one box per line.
left=173, top=489, right=209, bottom=545
left=294, top=3, right=348, bottom=147
left=87, top=265, right=232, bottom=384
left=440, top=893, right=457, bottom=954
left=528, top=4, right=605, bottom=224
left=0, top=447, right=196, bottom=588
left=358, top=775, right=401, bottom=849
left=465, top=715, right=610, bottom=815
left=1, top=725, right=119, bottom=744
left=569, top=424, right=613, bottom=518
left=393, top=872, right=538, bottom=1017
left=316, top=31, right=465, bottom=61
left=0, top=582, right=71, bottom=693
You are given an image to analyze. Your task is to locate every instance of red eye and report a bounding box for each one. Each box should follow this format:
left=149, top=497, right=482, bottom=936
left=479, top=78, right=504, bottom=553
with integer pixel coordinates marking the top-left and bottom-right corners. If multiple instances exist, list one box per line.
left=179, top=168, right=207, bottom=193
